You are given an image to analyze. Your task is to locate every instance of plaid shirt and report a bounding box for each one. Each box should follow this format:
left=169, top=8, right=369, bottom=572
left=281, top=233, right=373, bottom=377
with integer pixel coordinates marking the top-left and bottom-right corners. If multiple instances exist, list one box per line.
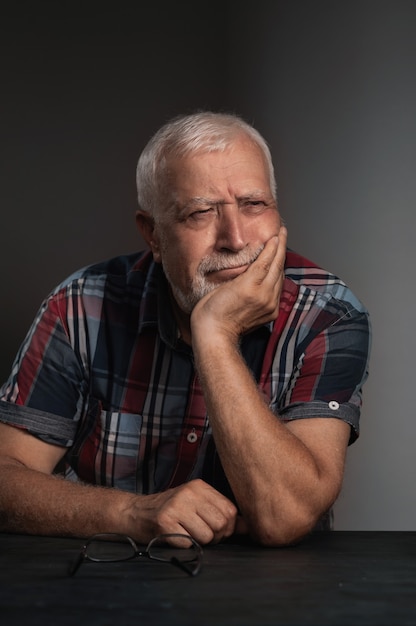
left=0, top=249, right=371, bottom=499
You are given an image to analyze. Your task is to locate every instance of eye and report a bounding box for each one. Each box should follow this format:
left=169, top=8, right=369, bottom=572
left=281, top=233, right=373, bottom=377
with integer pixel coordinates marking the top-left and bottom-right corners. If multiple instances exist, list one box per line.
left=189, top=208, right=215, bottom=220
left=241, top=200, right=267, bottom=214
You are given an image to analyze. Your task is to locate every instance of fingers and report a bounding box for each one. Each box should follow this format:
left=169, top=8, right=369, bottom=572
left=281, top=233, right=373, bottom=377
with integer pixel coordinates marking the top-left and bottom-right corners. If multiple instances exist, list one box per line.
left=179, top=481, right=238, bottom=544
left=153, top=479, right=238, bottom=545
left=272, top=225, right=288, bottom=276
left=250, top=226, right=287, bottom=284
left=190, top=227, right=288, bottom=341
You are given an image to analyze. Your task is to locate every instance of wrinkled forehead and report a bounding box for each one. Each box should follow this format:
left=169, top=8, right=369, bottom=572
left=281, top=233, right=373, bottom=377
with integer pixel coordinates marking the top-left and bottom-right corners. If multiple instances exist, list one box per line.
left=154, top=146, right=273, bottom=223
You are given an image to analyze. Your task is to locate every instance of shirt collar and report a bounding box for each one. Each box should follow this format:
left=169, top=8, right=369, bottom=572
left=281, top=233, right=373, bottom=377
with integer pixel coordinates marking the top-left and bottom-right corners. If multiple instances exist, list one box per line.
left=134, top=255, right=186, bottom=351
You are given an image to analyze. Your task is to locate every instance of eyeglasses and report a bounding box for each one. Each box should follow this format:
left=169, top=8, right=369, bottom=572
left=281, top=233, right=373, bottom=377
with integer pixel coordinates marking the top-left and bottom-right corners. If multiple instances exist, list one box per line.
left=69, top=533, right=203, bottom=577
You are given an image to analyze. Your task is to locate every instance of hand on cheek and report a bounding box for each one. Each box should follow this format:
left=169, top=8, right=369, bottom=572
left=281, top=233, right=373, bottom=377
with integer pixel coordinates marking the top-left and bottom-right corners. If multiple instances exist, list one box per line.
left=191, top=227, right=287, bottom=341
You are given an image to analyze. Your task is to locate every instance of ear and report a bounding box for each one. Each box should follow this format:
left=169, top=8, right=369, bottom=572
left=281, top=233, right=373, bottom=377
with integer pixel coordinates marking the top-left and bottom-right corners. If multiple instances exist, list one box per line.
left=135, top=210, right=162, bottom=263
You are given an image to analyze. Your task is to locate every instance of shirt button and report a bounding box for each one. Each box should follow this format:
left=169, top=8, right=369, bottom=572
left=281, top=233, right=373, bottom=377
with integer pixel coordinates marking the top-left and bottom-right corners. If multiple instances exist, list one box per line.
left=329, top=401, right=340, bottom=410
left=187, top=431, right=198, bottom=443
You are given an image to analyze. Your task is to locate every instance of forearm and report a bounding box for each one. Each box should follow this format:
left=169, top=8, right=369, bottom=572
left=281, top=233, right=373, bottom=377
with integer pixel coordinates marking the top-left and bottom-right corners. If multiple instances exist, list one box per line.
left=193, top=335, right=339, bottom=546
left=0, top=458, right=240, bottom=546
left=0, top=460, right=137, bottom=539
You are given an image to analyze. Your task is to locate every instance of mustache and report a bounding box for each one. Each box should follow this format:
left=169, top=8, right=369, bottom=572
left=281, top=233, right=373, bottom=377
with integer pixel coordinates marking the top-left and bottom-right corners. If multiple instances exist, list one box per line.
left=198, top=245, right=264, bottom=274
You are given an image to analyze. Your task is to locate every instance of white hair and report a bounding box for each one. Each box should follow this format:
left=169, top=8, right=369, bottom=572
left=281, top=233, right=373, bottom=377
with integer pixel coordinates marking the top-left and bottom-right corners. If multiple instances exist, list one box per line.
left=136, top=111, right=277, bottom=218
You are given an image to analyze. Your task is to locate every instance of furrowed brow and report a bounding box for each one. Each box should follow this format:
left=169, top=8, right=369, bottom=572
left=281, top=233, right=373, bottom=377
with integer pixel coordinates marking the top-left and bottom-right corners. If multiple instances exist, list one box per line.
left=186, top=197, right=222, bottom=208
left=176, top=197, right=222, bottom=217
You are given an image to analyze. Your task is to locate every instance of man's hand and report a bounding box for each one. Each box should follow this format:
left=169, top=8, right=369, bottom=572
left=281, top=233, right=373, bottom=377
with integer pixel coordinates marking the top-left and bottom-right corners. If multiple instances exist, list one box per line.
left=0, top=422, right=240, bottom=545
left=191, top=227, right=287, bottom=342
left=124, top=479, right=239, bottom=545
left=187, top=224, right=350, bottom=546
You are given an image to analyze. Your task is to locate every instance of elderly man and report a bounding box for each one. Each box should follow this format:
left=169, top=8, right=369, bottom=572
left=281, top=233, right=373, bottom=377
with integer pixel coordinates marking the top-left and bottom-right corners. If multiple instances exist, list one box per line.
left=0, top=112, right=371, bottom=547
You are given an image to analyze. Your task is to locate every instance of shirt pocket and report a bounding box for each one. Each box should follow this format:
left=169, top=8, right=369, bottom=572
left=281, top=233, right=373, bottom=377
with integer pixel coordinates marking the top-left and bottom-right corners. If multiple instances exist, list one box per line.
left=68, top=398, right=143, bottom=491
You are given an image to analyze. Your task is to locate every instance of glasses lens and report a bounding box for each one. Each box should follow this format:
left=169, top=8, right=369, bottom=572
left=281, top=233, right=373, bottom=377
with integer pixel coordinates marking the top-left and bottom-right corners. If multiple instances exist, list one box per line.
left=86, top=534, right=136, bottom=562
left=148, top=534, right=201, bottom=564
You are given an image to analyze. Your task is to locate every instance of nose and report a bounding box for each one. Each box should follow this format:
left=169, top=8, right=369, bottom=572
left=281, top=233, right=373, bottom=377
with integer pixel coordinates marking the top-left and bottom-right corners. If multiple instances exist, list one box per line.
left=215, top=206, right=247, bottom=253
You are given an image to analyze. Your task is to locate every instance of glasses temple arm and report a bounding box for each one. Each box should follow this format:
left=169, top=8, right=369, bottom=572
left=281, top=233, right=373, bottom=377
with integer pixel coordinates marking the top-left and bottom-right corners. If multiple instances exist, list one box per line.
left=169, top=556, right=199, bottom=577
left=68, top=551, right=86, bottom=576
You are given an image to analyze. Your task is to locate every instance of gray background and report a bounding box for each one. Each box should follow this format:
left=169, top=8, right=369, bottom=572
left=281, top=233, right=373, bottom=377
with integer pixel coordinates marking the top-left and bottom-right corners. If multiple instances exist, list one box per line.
left=1, top=1, right=415, bottom=530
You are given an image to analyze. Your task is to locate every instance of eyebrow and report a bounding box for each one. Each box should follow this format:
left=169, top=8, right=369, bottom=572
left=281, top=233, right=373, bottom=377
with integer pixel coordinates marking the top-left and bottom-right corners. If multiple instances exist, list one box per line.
left=180, top=191, right=269, bottom=211
left=184, top=197, right=220, bottom=208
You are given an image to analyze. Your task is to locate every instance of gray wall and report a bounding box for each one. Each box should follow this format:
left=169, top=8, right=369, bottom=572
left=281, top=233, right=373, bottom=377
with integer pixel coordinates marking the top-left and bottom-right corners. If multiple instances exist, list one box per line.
left=227, top=0, right=416, bottom=530
left=0, top=2, right=228, bottom=366
left=1, top=1, right=415, bottom=530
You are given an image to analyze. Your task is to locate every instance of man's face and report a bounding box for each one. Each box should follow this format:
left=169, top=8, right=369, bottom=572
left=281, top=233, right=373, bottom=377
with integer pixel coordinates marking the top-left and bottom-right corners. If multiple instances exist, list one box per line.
left=152, top=136, right=281, bottom=314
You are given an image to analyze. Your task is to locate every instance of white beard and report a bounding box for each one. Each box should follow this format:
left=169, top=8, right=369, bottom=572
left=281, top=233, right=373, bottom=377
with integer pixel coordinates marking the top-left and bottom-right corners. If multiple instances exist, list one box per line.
left=162, top=244, right=264, bottom=315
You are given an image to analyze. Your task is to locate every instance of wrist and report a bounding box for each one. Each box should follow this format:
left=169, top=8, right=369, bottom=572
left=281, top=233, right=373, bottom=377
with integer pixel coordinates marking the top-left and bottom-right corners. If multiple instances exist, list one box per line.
left=192, top=320, right=239, bottom=354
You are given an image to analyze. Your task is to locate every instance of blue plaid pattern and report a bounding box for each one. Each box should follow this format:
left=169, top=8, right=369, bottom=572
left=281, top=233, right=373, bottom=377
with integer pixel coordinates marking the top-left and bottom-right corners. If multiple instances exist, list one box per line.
left=0, top=249, right=371, bottom=498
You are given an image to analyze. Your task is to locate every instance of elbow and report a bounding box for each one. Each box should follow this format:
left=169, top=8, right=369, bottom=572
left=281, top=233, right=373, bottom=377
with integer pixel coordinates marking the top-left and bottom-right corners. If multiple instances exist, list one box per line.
left=247, top=510, right=319, bottom=548
left=252, top=525, right=312, bottom=548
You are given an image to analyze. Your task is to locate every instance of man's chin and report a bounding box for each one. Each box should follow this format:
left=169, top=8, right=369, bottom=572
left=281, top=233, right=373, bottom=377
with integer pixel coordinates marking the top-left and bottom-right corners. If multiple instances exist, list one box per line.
left=170, top=282, right=221, bottom=316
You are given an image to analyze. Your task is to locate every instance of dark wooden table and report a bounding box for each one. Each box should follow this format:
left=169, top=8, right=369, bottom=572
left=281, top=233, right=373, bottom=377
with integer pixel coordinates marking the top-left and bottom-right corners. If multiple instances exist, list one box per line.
left=0, top=531, right=415, bottom=625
